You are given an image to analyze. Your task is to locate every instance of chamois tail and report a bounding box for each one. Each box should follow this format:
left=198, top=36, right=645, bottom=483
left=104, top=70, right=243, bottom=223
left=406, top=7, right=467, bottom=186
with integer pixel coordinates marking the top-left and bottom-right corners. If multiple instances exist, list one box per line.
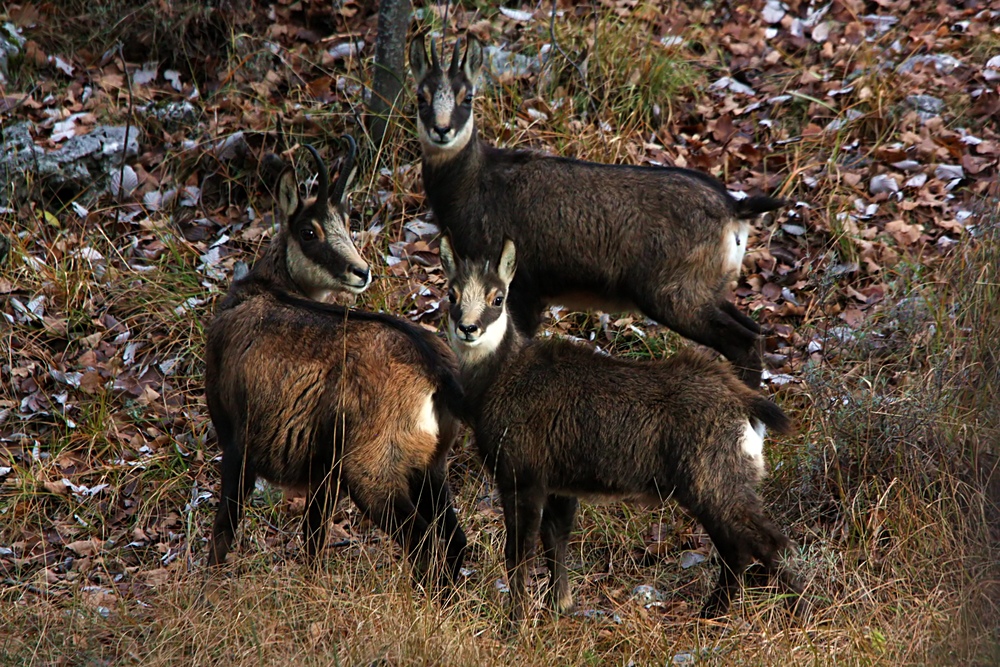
left=735, top=195, right=786, bottom=220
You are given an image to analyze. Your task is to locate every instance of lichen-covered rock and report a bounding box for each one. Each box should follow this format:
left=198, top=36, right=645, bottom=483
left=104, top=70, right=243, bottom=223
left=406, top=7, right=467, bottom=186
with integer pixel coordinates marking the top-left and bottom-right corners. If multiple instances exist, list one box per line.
left=0, top=124, right=140, bottom=205
left=0, top=22, right=25, bottom=84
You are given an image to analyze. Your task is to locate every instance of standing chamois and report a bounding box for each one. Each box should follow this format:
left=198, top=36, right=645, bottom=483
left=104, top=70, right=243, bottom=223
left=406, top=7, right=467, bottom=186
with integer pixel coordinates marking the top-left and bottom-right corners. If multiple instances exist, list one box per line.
left=410, top=34, right=784, bottom=387
left=439, top=235, right=809, bottom=623
left=204, top=138, right=467, bottom=583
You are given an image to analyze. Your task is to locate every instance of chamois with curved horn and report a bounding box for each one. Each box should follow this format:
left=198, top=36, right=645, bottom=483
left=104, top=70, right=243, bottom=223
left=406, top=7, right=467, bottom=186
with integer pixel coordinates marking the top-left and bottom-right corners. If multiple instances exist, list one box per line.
left=410, top=34, right=783, bottom=387
left=205, top=139, right=467, bottom=584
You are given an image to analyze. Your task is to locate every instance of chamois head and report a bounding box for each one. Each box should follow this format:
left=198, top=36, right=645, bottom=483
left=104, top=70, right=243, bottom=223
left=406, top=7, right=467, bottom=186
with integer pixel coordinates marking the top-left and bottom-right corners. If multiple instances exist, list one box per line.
left=278, top=137, right=371, bottom=298
left=409, top=33, right=483, bottom=158
left=439, top=236, right=516, bottom=361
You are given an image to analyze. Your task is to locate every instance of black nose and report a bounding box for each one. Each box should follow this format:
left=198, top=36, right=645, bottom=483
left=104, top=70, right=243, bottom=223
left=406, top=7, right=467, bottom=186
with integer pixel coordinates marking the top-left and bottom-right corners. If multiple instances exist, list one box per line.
left=458, top=323, right=478, bottom=335
left=350, top=266, right=370, bottom=282
left=433, top=125, right=450, bottom=140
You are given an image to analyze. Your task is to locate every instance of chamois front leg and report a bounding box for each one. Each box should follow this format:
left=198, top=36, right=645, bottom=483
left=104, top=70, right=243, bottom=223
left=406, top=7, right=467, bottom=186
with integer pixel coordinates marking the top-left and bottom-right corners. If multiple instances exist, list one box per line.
left=540, top=494, right=578, bottom=614
left=303, top=476, right=335, bottom=563
left=500, top=484, right=545, bottom=625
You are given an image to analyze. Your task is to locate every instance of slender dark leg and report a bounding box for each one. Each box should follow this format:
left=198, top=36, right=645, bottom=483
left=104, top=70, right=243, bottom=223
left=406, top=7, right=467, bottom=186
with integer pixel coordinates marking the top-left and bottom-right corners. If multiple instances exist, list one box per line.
left=208, top=447, right=257, bottom=566
left=506, top=275, right=544, bottom=337
left=351, top=482, right=436, bottom=580
left=540, top=494, right=578, bottom=614
left=639, top=297, right=762, bottom=388
left=500, top=485, right=545, bottom=624
left=721, top=300, right=762, bottom=335
left=303, top=479, right=334, bottom=562
left=412, top=466, right=467, bottom=583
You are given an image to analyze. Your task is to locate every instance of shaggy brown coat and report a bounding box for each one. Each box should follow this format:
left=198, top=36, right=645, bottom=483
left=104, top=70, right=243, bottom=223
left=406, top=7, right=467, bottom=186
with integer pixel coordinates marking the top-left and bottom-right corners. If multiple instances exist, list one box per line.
left=411, top=34, right=782, bottom=387
left=441, top=237, right=808, bottom=622
left=204, top=144, right=466, bottom=580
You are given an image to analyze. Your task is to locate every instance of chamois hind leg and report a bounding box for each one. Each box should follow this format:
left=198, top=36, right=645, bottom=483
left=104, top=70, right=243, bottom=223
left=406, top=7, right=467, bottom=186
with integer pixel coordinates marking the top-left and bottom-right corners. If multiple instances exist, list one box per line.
left=639, top=295, right=762, bottom=388
left=500, top=483, right=545, bottom=624
left=694, top=491, right=807, bottom=619
left=346, top=465, right=436, bottom=581
left=506, top=274, right=544, bottom=337
left=411, top=464, right=467, bottom=585
left=208, top=441, right=257, bottom=567
left=540, top=494, right=578, bottom=614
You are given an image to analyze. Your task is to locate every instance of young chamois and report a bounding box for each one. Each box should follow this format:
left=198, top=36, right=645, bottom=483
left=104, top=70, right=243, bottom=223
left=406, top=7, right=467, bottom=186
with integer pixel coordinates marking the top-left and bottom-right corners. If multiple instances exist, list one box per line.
left=204, top=139, right=467, bottom=583
left=411, top=34, right=784, bottom=387
left=439, top=236, right=809, bottom=622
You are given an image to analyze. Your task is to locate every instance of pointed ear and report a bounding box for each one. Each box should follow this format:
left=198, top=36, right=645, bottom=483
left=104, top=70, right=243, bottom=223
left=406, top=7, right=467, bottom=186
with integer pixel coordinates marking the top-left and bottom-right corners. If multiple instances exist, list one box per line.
left=498, top=237, right=517, bottom=286
left=277, top=168, right=301, bottom=220
left=409, top=34, right=430, bottom=82
left=463, top=35, right=484, bottom=86
left=439, top=235, right=458, bottom=280
left=331, top=135, right=357, bottom=205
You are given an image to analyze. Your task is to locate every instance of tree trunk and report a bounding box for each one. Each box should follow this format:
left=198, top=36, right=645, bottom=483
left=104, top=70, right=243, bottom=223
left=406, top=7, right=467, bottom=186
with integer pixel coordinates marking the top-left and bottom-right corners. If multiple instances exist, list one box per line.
left=367, top=0, right=412, bottom=149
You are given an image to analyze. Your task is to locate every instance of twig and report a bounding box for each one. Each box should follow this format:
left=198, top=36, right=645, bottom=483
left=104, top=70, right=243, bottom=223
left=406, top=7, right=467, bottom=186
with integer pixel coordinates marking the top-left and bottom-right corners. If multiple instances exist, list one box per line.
left=549, top=0, right=598, bottom=118
left=115, top=43, right=134, bottom=228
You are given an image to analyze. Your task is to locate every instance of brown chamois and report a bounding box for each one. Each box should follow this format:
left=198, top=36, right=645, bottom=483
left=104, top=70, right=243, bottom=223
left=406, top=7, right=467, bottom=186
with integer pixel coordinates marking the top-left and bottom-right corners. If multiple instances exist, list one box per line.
left=204, top=140, right=467, bottom=582
left=410, top=34, right=784, bottom=388
left=439, top=235, right=809, bottom=623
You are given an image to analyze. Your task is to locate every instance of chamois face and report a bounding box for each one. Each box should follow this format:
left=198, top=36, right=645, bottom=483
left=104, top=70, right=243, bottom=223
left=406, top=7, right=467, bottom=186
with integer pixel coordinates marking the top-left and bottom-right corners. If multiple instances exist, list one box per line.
left=439, top=236, right=516, bottom=363
left=279, top=140, right=371, bottom=299
left=409, top=34, right=483, bottom=160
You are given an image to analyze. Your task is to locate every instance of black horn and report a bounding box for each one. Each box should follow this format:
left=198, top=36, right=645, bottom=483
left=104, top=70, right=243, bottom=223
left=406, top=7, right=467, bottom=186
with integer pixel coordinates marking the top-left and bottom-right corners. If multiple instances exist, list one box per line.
left=430, top=37, right=440, bottom=71
left=448, top=39, right=462, bottom=78
left=304, top=144, right=328, bottom=206
left=331, top=135, right=357, bottom=204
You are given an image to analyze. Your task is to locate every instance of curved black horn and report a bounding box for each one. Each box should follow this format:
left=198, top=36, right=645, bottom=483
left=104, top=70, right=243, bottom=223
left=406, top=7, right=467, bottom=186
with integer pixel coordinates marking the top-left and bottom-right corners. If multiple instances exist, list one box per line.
left=304, top=144, right=328, bottom=206
left=448, top=39, right=462, bottom=77
left=331, top=135, right=357, bottom=204
left=430, top=37, right=440, bottom=71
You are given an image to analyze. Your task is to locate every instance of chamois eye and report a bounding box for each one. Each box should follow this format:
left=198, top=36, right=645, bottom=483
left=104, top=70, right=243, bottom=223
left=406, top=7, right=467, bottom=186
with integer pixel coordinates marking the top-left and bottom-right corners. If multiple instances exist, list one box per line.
left=463, top=93, right=473, bottom=106
left=492, top=295, right=504, bottom=307
left=448, top=291, right=457, bottom=304
left=299, top=226, right=316, bottom=242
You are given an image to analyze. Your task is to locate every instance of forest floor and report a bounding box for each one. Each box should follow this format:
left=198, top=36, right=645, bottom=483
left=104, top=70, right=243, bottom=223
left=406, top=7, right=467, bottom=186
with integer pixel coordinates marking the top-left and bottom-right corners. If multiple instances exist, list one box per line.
left=1, top=1, right=999, bottom=665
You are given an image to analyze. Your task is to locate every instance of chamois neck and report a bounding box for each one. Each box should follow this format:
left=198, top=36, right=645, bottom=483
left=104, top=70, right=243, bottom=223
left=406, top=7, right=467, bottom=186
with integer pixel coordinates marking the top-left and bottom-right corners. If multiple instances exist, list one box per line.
left=455, top=315, right=525, bottom=412
left=219, top=231, right=301, bottom=310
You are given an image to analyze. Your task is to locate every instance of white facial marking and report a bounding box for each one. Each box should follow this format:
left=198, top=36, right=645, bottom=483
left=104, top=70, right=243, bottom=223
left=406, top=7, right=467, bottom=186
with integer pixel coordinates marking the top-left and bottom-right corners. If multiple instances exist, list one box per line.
left=740, top=419, right=766, bottom=477
left=416, top=393, right=438, bottom=439
left=418, top=114, right=474, bottom=160
left=724, top=221, right=751, bottom=276
left=451, top=309, right=507, bottom=365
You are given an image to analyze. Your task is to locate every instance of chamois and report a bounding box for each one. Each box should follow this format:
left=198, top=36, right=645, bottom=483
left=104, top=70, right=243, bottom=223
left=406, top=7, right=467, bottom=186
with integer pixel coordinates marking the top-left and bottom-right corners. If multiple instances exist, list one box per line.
left=204, top=139, right=467, bottom=583
left=439, top=236, right=808, bottom=622
left=410, top=34, right=784, bottom=387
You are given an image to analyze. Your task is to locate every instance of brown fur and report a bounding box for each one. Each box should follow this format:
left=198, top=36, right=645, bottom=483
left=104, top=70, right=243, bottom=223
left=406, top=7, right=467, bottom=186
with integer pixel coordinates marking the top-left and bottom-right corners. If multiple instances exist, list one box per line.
left=204, top=144, right=467, bottom=581
left=410, top=34, right=784, bottom=387
left=441, top=238, right=809, bottom=623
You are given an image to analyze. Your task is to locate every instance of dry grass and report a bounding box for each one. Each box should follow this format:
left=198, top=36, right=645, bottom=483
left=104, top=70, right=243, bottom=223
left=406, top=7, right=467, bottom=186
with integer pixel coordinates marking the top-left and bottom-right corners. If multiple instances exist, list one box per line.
left=2, top=1, right=999, bottom=665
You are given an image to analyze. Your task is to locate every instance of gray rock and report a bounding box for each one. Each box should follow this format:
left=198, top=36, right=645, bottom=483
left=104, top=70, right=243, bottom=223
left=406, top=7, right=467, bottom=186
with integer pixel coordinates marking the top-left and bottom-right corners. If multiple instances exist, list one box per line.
left=0, top=124, right=140, bottom=205
left=482, top=45, right=549, bottom=83
left=140, top=100, right=199, bottom=133
left=905, top=94, right=945, bottom=122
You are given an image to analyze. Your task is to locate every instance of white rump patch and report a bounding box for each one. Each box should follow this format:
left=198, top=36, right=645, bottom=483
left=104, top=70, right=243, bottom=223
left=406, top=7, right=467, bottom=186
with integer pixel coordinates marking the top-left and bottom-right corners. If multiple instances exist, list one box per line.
left=417, top=393, right=438, bottom=439
left=724, top=223, right=751, bottom=276
left=740, top=419, right=766, bottom=476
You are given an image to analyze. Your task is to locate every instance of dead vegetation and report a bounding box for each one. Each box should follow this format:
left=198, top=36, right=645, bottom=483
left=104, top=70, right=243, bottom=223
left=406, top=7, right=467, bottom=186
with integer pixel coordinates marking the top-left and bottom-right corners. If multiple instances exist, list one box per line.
left=1, top=0, right=998, bottom=665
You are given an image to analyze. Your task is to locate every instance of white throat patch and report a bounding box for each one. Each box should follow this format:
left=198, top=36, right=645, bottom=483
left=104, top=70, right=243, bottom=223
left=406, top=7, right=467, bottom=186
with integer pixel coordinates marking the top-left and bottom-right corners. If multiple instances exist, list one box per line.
left=450, top=309, right=508, bottom=366
left=419, top=115, right=474, bottom=163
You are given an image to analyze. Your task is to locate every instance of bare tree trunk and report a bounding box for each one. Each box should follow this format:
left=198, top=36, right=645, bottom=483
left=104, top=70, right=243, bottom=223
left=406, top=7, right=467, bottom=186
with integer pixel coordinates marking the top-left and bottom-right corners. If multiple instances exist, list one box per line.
left=367, top=0, right=412, bottom=149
